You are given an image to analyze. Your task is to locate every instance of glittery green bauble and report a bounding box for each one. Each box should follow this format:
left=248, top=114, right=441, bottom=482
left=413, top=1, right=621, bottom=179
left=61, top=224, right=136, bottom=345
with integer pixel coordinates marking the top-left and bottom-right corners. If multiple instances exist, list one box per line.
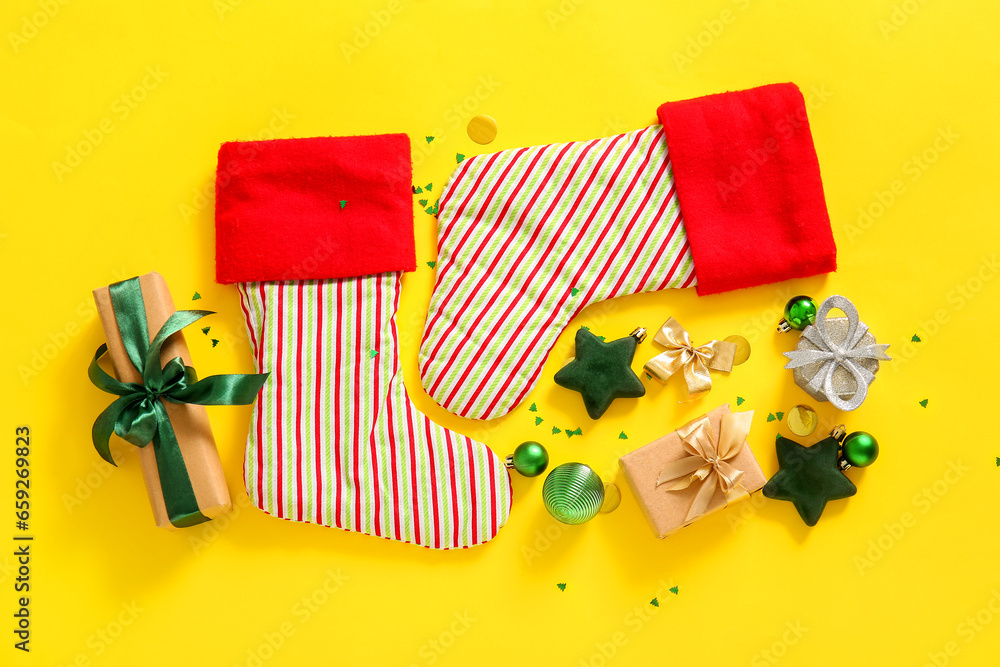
left=511, top=441, right=549, bottom=477
left=542, top=463, right=604, bottom=525
left=784, top=295, right=818, bottom=331
left=842, top=431, right=879, bottom=468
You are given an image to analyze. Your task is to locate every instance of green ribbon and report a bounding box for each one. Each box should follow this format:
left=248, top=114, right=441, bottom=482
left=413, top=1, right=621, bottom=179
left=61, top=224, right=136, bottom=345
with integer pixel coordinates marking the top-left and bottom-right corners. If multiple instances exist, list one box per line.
left=88, top=277, right=268, bottom=528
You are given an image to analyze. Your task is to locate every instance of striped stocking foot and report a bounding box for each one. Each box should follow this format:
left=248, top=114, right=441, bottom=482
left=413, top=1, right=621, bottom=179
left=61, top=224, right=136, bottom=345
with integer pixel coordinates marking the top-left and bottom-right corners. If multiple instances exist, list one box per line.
left=237, top=275, right=510, bottom=549
left=419, top=125, right=694, bottom=420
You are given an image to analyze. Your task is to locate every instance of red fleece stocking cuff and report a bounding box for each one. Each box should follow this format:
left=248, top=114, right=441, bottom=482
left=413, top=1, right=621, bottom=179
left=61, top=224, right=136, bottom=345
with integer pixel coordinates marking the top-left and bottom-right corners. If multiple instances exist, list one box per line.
left=657, top=83, right=837, bottom=295
left=214, top=134, right=416, bottom=284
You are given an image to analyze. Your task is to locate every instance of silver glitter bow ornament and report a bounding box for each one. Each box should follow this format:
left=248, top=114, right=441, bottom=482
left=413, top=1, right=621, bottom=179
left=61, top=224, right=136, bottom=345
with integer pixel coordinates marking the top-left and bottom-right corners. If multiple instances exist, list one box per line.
left=782, top=295, right=891, bottom=411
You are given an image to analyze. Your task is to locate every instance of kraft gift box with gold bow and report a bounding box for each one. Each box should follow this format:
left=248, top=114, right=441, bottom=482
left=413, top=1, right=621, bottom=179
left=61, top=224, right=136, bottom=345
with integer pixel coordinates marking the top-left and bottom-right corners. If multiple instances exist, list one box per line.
left=619, top=404, right=765, bottom=538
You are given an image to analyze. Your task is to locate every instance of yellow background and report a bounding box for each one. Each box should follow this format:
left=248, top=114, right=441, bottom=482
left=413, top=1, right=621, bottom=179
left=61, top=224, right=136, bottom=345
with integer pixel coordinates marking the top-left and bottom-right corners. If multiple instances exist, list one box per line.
left=2, top=1, right=999, bottom=665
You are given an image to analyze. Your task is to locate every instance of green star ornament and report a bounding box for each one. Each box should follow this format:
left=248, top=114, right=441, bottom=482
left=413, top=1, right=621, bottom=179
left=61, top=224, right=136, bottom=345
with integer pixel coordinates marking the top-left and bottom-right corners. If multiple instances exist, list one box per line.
left=554, top=328, right=646, bottom=420
left=763, top=435, right=857, bottom=526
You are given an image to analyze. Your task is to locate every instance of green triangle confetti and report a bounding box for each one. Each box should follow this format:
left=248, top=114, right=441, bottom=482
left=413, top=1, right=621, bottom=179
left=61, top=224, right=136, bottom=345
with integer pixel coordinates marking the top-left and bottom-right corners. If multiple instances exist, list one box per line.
left=456, top=153, right=466, bottom=163
left=919, top=399, right=928, bottom=408
left=912, top=334, right=921, bottom=342
left=995, top=457, right=999, bottom=467
left=552, top=427, right=562, bottom=435
left=211, top=339, right=219, bottom=348
left=557, top=583, right=566, bottom=592
left=566, top=427, right=583, bottom=438
left=669, top=586, right=679, bottom=595
left=192, top=292, right=201, bottom=301
left=570, top=287, right=581, bottom=296
left=535, top=416, right=544, bottom=426
left=369, top=350, right=379, bottom=359
left=736, top=396, right=745, bottom=406
left=339, top=200, right=347, bottom=209
left=596, top=336, right=605, bottom=342
left=775, top=411, right=784, bottom=421
left=201, top=326, right=211, bottom=335
left=650, top=598, right=659, bottom=607
left=426, top=261, right=436, bottom=269
left=767, top=413, right=776, bottom=422
left=580, top=326, right=590, bottom=330
left=618, top=431, right=628, bottom=440
left=418, top=199, right=428, bottom=206
left=425, top=136, right=434, bottom=144
left=529, top=403, right=538, bottom=412
left=425, top=183, right=433, bottom=191
left=413, top=185, right=423, bottom=194
left=645, top=372, right=652, bottom=380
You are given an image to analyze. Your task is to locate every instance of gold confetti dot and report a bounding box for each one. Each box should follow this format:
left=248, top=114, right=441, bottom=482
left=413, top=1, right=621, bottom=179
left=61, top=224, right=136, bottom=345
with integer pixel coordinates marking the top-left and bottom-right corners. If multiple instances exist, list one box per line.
left=467, top=115, right=498, bottom=145
left=724, top=335, right=751, bottom=365
left=787, top=404, right=819, bottom=437
left=600, top=483, right=621, bottom=514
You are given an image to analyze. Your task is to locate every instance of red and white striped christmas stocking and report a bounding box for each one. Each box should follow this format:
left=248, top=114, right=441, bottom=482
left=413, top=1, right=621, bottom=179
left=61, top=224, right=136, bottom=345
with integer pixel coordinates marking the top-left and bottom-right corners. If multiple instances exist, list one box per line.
left=419, top=83, right=838, bottom=420
left=215, top=135, right=510, bottom=549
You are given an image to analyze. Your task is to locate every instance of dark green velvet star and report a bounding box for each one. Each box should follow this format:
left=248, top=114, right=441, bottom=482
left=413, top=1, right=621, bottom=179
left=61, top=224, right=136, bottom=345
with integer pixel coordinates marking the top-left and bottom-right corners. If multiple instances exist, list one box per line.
left=553, top=328, right=645, bottom=420
left=763, top=435, right=857, bottom=526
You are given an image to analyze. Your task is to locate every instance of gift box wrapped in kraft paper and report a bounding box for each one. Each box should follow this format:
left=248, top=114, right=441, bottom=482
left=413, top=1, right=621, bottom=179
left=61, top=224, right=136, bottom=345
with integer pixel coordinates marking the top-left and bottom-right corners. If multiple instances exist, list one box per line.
left=91, top=272, right=267, bottom=529
left=619, top=404, right=765, bottom=538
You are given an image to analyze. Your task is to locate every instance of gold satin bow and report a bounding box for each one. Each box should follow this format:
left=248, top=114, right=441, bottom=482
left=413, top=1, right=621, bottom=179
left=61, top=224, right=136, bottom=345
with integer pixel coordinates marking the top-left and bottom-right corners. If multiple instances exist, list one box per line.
left=642, top=317, right=736, bottom=400
left=656, top=411, right=753, bottom=523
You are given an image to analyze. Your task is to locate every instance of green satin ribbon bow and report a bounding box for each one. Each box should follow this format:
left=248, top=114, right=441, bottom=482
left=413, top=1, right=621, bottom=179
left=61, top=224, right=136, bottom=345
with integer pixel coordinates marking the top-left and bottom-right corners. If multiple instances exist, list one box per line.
left=88, top=277, right=268, bottom=528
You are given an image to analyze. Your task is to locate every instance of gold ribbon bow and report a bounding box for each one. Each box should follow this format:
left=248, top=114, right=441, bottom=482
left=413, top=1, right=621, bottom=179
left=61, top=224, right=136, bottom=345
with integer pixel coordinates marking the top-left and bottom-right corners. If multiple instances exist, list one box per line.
left=656, top=411, right=753, bottom=523
left=642, top=317, right=736, bottom=400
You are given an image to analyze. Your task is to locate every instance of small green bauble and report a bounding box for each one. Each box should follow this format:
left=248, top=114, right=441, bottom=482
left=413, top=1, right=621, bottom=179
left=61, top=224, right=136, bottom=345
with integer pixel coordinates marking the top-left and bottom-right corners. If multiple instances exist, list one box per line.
left=784, top=295, right=818, bottom=331
left=542, top=463, right=604, bottom=525
left=510, top=441, right=549, bottom=477
left=842, top=431, right=879, bottom=468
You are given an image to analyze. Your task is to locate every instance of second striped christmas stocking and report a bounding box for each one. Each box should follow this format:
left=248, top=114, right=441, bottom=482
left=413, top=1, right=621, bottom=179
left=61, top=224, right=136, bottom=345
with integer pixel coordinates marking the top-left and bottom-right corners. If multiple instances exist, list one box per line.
left=419, top=83, right=838, bottom=420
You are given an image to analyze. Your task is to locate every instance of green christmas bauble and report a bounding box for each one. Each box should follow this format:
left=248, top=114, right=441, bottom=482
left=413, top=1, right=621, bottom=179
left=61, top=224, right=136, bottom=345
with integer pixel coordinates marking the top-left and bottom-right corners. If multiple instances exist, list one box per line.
left=542, top=463, right=604, bottom=525
left=510, top=441, right=549, bottom=477
left=842, top=431, right=879, bottom=468
left=784, top=295, right=818, bottom=331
